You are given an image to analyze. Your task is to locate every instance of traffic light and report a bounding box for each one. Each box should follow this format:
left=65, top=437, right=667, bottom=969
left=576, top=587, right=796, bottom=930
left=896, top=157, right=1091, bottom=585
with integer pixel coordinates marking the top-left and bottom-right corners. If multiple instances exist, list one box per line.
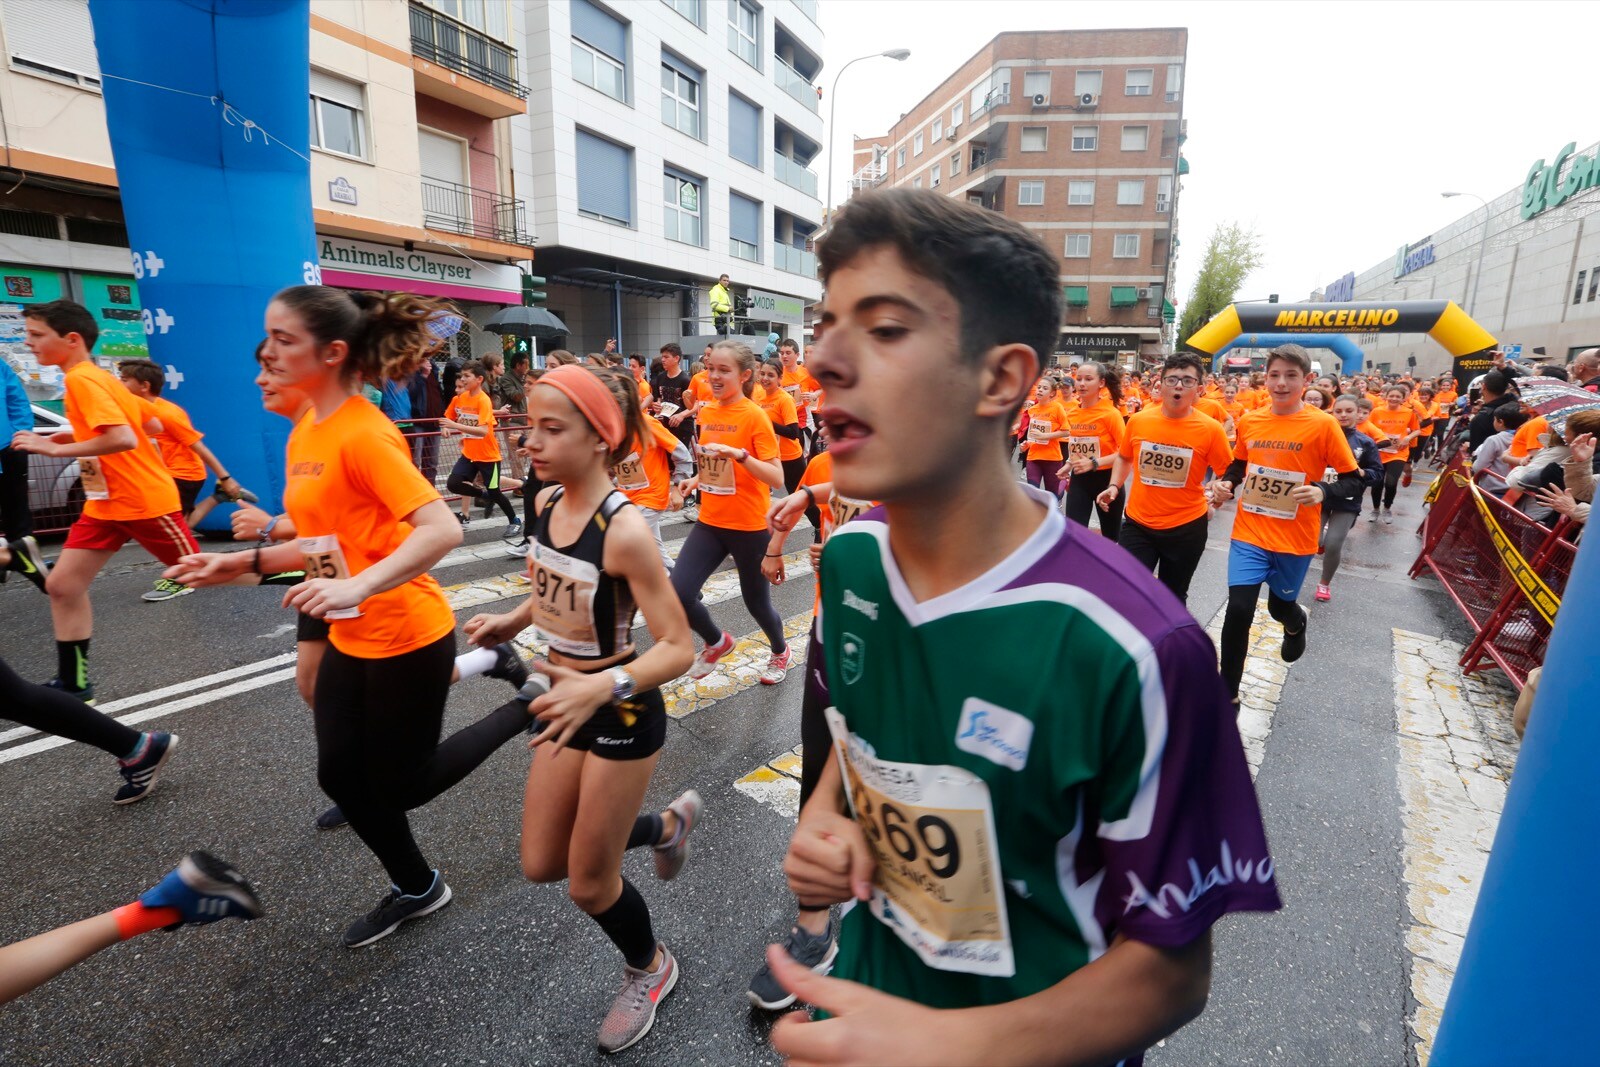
left=522, top=273, right=546, bottom=306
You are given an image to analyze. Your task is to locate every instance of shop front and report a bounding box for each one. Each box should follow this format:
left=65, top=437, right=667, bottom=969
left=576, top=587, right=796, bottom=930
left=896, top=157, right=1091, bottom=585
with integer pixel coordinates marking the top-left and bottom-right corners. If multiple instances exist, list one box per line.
left=1, top=263, right=146, bottom=403
left=1054, top=329, right=1159, bottom=371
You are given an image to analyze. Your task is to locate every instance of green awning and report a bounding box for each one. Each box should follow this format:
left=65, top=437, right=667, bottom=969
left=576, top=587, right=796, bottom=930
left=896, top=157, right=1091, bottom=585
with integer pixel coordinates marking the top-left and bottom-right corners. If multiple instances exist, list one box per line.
left=1177, top=156, right=1190, bottom=175
left=1064, top=285, right=1089, bottom=307
left=1109, top=285, right=1139, bottom=308
left=1162, top=299, right=1176, bottom=323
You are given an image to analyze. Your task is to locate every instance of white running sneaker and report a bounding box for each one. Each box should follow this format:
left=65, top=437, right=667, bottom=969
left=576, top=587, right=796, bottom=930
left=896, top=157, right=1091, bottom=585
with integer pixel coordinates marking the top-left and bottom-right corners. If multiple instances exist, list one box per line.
left=687, top=631, right=735, bottom=680
left=759, top=646, right=794, bottom=686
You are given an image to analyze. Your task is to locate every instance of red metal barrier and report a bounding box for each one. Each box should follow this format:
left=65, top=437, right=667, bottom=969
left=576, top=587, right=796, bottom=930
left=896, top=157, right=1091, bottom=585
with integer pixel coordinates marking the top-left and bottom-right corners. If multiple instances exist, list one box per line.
left=1411, top=469, right=1576, bottom=689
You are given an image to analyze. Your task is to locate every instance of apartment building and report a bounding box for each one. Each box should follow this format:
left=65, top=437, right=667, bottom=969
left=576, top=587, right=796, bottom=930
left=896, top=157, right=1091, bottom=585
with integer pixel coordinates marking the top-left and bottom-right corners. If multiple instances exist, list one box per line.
left=0, top=0, right=535, bottom=383
left=850, top=27, right=1187, bottom=365
left=513, top=0, right=825, bottom=354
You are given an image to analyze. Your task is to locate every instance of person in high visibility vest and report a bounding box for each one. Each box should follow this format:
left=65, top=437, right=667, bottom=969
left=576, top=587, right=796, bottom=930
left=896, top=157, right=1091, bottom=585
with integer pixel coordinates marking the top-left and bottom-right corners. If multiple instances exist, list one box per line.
left=709, top=273, right=733, bottom=335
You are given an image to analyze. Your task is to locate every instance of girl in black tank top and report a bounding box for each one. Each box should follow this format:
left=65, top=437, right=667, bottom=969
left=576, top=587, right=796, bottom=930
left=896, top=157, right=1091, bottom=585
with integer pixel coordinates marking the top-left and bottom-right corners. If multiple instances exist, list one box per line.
left=461, top=365, right=700, bottom=1053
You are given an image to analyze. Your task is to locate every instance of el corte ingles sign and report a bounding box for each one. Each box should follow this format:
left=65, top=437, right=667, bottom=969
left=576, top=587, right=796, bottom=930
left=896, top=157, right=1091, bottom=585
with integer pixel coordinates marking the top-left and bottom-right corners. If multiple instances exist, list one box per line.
left=1522, top=141, right=1600, bottom=221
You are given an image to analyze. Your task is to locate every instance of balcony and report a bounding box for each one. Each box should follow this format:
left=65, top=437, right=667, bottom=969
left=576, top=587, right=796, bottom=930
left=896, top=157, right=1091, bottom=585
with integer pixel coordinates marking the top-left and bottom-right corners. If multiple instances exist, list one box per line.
left=792, top=0, right=820, bottom=25
left=775, top=55, right=819, bottom=114
left=774, top=242, right=817, bottom=278
left=409, top=2, right=529, bottom=118
left=421, top=178, right=531, bottom=246
left=774, top=154, right=819, bottom=198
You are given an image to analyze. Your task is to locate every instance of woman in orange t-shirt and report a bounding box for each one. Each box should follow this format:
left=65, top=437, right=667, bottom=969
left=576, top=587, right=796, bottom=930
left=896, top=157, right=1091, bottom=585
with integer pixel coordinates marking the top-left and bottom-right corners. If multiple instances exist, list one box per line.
left=1022, top=377, right=1071, bottom=498
left=1368, top=384, right=1421, bottom=519
left=1058, top=362, right=1127, bottom=539
left=597, top=368, right=694, bottom=570
left=670, top=342, right=791, bottom=685
left=169, top=287, right=536, bottom=947
left=755, top=359, right=819, bottom=538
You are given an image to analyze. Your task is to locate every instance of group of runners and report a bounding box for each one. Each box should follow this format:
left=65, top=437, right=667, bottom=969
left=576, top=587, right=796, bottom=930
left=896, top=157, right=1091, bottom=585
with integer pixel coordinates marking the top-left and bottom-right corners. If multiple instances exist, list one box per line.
left=15, top=187, right=1519, bottom=1062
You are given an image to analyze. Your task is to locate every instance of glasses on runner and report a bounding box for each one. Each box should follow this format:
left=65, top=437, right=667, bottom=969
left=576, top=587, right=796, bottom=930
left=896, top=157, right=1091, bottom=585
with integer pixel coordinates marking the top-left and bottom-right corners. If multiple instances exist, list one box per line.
left=1162, top=376, right=1201, bottom=388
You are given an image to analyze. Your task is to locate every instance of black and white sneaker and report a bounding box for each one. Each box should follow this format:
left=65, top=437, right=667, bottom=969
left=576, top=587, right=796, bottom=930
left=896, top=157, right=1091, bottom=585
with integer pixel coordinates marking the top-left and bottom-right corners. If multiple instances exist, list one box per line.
left=747, top=913, right=838, bottom=1010
left=342, top=871, right=453, bottom=948
left=115, top=731, right=178, bottom=804
left=7, top=534, right=50, bottom=592
left=504, top=539, right=530, bottom=559
left=486, top=641, right=530, bottom=690
left=1281, top=608, right=1308, bottom=664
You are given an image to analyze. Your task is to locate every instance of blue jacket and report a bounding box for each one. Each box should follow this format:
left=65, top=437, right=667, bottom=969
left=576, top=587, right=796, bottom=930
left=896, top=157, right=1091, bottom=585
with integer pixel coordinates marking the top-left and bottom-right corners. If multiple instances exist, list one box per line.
left=1, top=361, right=31, bottom=473
left=1323, top=426, right=1384, bottom=515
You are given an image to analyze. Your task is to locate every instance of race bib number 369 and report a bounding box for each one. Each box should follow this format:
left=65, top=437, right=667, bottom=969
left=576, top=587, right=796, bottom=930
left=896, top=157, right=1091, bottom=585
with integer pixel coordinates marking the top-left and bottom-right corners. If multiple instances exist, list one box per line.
left=826, top=708, right=1015, bottom=977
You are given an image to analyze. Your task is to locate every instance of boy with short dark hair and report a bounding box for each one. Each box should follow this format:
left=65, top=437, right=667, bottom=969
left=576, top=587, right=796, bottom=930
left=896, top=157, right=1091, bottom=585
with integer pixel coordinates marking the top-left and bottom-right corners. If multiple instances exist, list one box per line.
left=770, top=191, right=1278, bottom=1065
left=442, top=359, right=520, bottom=539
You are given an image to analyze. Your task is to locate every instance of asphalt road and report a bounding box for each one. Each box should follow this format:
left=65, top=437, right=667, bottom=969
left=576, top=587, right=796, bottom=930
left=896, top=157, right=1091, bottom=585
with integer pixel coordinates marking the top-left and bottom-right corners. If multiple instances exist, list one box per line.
left=0, top=481, right=1476, bottom=1066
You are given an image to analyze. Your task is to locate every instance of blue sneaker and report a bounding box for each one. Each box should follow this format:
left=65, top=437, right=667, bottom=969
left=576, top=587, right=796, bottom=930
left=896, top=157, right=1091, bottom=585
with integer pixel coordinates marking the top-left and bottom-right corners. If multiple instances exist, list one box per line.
left=115, top=731, right=178, bottom=805
left=140, top=851, right=264, bottom=927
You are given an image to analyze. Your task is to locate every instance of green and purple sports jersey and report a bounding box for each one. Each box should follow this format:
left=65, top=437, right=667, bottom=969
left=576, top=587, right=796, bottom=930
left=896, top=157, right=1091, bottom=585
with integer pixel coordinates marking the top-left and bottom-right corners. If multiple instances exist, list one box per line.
left=819, top=485, right=1280, bottom=1022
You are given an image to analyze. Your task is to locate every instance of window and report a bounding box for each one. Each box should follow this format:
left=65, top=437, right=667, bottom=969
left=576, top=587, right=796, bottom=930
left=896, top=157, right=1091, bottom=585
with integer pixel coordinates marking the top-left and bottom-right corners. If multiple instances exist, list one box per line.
left=912, top=175, right=923, bottom=189
left=728, top=91, right=761, bottom=167
left=896, top=147, right=906, bottom=167
left=1113, top=234, right=1140, bottom=258
left=1071, top=125, right=1098, bottom=151
left=662, top=0, right=703, bottom=26
left=1068, top=180, right=1095, bottom=205
left=1590, top=266, right=1599, bottom=302
left=310, top=71, right=366, bottom=158
left=1018, top=181, right=1044, bottom=206
left=1576, top=270, right=1588, bottom=306
left=1166, top=63, right=1183, bottom=102
left=1156, top=175, right=1173, bottom=213
left=914, top=131, right=924, bottom=156
left=663, top=169, right=703, bottom=246
left=932, top=118, right=942, bottom=142
left=1020, top=126, right=1047, bottom=152
left=571, top=0, right=628, bottom=102
left=730, top=192, right=761, bottom=262
left=1110, top=285, right=1139, bottom=307
left=951, top=101, right=963, bottom=127
left=1065, top=234, right=1091, bottom=258
left=576, top=129, right=633, bottom=225
left=728, top=0, right=760, bottom=69
left=2, top=0, right=100, bottom=86
left=950, top=151, right=961, bottom=175
left=1023, top=70, right=1051, bottom=101
left=1064, top=284, right=1090, bottom=306
left=972, top=68, right=1010, bottom=112
left=425, top=0, right=510, bottom=41
left=1074, top=69, right=1102, bottom=98
left=931, top=162, right=942, bottom=188
left=660, top=54, right=702, bottom=138
left=1117, top=180, right=1144, bottom=205
left=1121, top=124, right=1149, bottom=151
left=1125, top=68, right=1153, bottom=96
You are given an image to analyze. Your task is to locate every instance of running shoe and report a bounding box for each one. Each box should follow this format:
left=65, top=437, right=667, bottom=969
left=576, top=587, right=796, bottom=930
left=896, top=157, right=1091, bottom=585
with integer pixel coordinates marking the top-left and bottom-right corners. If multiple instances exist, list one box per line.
left=456, top=513, right=471, bottom=527
left=653, top=790, right=703, bottom=881
left=1281, top=611, right=1308, bottom=664
left=503, top=519, right=525, bottom=544
left=486, top=641, right=531, bottom=690
left=759, top=647, right=794, bottom=686
left=597, top=944, right=679, bottom=1054
left=1315, top=583, right=1332, bottom=603
left=6, top=534, right=49, bottom=592
left=316, top=805, right=348, bottom=830
left=1368, top=510, right=1379, bottom=522
left=687, top=631, right=735, bottom=680
left=116, top=731, right=179, bottom=804
left=1401, top=470, right=1413, bottom=488
left=142, top=578, right=195, bottom=602
left=1383, top=507, right=1394, bottom=525
left=505, top=539, right=530, bottom=559
left=140, top=850, right=264, bottom=926
left=342, top=871, right=452, bottom=948
left=747, top=913, right=839, bottom=1011
left=43, top=676, right=96, bottom=706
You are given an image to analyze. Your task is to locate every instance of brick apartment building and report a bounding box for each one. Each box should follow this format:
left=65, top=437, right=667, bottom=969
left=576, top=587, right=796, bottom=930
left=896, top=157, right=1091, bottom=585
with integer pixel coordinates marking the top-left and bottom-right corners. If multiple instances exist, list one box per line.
left=849, top=27, right=1187, bottom=366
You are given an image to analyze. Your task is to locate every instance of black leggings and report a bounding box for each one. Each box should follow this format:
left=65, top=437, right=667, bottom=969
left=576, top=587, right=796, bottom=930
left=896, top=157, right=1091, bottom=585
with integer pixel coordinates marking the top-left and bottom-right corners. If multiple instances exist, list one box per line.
left=1064, top=466, right=1124, bottom=541
left=670, top=522, right=787, bottom=654
left=447, top=456, right=517, bottom=521
left=796, top=622, right=831, bottom=916
left=0, top=655, right=140, bottom=758
left=781, top=456, right=823, bottom=541
left=1219, top=584, right=1305, bottom=699
left=0, top=447, right=33, bottom=540
left=314, top=632, right=530, bottom=895
left=1372, top=460, right=1405, bottom=510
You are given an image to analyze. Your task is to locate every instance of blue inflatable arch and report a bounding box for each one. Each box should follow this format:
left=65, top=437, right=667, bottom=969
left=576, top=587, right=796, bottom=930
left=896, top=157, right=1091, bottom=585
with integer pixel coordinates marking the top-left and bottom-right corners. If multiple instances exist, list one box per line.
left=1208, top=333, right=1367, bottom=374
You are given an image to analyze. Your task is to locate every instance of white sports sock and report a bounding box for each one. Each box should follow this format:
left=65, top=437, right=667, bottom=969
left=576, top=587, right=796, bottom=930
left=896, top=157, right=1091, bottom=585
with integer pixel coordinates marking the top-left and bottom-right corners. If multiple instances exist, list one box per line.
left=454, top=646, right=500, bottom=680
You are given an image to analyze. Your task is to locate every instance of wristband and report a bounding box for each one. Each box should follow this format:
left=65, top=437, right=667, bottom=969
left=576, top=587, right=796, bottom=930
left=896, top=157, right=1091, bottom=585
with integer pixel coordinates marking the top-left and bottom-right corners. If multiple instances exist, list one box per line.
left=739, top=448, right=750, bottom=462
left=801, top=484, right=817, bottom=508
left=218, top=473, right=232, bottom=482
left=261, top=515, right=279, bottom=538
left=252, top=546, right=262, bottom=576
left=765, top=552, right=785, bottom=557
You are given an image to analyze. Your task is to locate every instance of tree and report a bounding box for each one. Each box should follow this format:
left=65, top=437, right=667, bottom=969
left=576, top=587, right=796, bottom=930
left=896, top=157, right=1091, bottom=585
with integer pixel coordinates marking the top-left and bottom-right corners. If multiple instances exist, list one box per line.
left=1177, top=223, right=1265, bottom=348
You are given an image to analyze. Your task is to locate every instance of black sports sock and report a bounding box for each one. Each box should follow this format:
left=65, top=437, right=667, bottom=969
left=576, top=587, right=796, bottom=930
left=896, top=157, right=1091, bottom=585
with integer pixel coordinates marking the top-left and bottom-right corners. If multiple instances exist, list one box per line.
left=56, top=638, right=90, bottom=691
left=590, top=878, right=657, bottom=969
left=627, top=813, right=664, bottom=850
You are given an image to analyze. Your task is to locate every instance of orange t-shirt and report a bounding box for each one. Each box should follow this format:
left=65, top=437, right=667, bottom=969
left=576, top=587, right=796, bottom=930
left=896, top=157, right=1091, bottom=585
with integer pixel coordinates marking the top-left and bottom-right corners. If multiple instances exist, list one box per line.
left=635, top=377, right=651, bottom=400
left=64, top=361, right=180, bottom=521
left=801, top=450, right=878, bottom=616
left=1414, top=401, right=1439, bottom=435
left=1023, top=400, right=1069, bottom=461
left=1119, top=408, right=1233, bottom=530
left=613, top=414, right=682, bottom=511
left=445, top=390, right=501, bottom=463
left=758, top=385, right=803, bottom=462
left=1369, top=403, right=1421, bottom=463
left=1358, top=419, right=1390, bottom=447
left=1065, top=396, right=1125, bottom=470
left=1231, top=405, right=1357, bottom=556
left=694, top=394, right=779, bottom=531
left=144, top=395, right=205, bottom=481
left=1436, top=388, right=1458, bottom=408
left=1507, top=415, right=1549, bottom=460
left=283, top=397, right=453, bottom=658
left=782, top=364, right=822, bottom=426
left=1194, top=397, right=1229, bottom=427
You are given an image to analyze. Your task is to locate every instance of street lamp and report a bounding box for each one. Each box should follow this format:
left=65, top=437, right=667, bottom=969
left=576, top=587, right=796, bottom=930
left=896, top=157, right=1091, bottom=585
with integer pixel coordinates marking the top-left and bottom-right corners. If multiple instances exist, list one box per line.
left=824, top=48, right=911, bottom=223
left=1442, top=191, right=1491, bottom=317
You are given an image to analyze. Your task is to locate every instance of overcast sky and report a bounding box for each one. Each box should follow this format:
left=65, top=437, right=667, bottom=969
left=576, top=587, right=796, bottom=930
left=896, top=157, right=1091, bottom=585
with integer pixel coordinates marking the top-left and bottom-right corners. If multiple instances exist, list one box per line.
left=818, top=0, right=1595, bottom=311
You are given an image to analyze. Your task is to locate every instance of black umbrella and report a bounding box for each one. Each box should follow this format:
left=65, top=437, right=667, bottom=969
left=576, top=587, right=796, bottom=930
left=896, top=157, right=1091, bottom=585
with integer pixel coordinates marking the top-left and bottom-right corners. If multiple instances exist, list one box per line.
left=482, top=305, right=570, bottom=340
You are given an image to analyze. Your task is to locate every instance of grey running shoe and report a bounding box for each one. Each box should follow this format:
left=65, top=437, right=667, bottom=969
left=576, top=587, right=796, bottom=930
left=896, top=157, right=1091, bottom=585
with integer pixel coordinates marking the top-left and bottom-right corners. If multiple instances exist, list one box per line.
left=653, top=790, right=702, bottom=881
left=142, top=578, right=194, bottom=602
left=341, top=871, right=452, bottom=948
left=747, top=914, right=838, bottom=1011
left=598, top=944, right=679, bottom=1054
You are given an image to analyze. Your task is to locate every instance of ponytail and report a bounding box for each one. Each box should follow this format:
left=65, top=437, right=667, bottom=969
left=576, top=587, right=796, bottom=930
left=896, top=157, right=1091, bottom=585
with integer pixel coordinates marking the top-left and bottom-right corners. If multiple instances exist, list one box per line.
left=272, top=285, right=458, bottom=383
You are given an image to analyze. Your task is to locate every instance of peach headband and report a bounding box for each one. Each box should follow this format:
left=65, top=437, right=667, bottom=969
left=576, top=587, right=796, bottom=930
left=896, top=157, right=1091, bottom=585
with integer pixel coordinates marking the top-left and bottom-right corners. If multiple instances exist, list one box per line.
left=537, top=365, right=626, bottom=449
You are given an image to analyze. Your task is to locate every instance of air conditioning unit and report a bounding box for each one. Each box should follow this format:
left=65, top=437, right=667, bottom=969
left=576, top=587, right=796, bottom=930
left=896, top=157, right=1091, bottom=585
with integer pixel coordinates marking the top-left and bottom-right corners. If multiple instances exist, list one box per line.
left=1079, top=92, right=1097, bottom=108
left=1137, top=287, right=1152, bottom=300
left=945, top=128, right=957, bottom=141
left=1031, top=93, right=1049, bottom=107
